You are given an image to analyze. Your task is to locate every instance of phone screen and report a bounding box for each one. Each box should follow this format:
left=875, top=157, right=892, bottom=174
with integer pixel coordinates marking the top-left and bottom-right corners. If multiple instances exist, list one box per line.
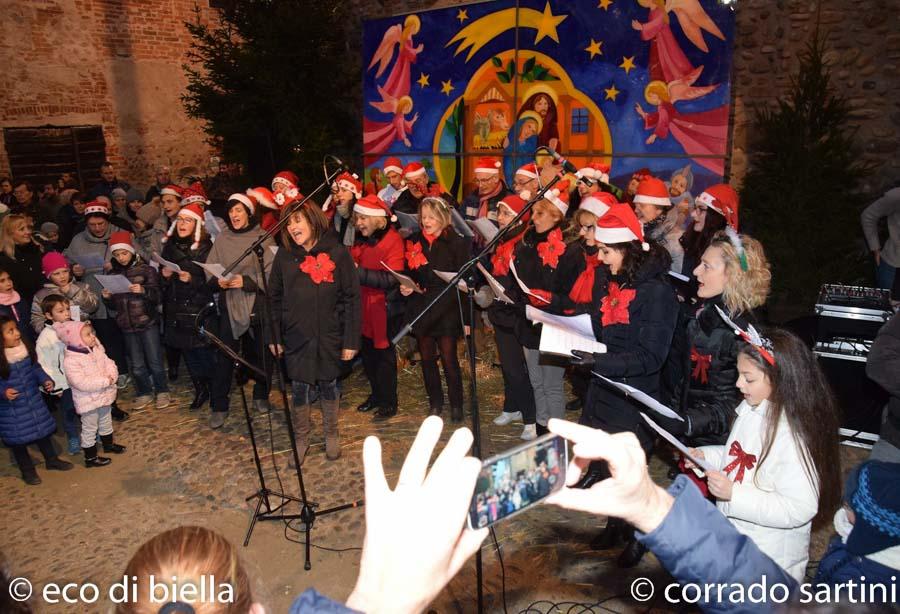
left=467, top=434, right=568, bottom=529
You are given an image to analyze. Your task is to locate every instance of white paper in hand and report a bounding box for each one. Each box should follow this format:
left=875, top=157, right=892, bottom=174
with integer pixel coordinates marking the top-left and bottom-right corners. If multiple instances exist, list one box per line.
left=539, top=323, right=606, bottom=357
left=70, top=305, right=81, bottom=322
left=450, top=208, right=474, bottom=238
left=475, top=263, right=513, bottom=304
left=640, top=412, right=714, bottom=473
left=591, top=371, right=683, bottom=422
left=433, top=270, right=468, bottom=292
left=394, top=210, right=420, bottom=233
left=509, top=258, right=550, bottom=304
left=466, top=218, right=499, bottom=242
left=194, top=261, right=235, bottom=281
left=380, top=261, right=423, bottom=293
left=152, top=252, right=181, bottom=273
left=95, top=274, right=133, bottom=294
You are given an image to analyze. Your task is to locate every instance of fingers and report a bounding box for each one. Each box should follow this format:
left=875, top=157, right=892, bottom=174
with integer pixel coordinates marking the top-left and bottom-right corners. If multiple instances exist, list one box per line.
left=426, top=428, right=475, bottom=489
left=396, top=416, right=443, bottom=490
left=449, top=526, right=488, bottom=577
left=546, top=485, right=612, bottom=514
left=362, top=435, right=390, bottom=501
left=563, top=456, right=592, bottom=486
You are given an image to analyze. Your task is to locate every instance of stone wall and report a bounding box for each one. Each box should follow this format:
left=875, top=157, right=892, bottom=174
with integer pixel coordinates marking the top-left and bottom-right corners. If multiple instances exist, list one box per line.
left=0, top=0, right=219, bottom=188
left=2, top=0, right=897, bottom=193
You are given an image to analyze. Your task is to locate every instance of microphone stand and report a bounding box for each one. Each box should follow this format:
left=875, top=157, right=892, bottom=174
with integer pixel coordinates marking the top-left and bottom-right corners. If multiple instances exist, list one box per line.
left=392, top=170, right=563, bottom=613
left=203, top=158, right=363, bottom=571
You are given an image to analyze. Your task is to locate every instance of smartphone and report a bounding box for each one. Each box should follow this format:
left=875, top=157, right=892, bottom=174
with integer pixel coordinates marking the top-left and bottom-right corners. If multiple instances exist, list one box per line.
left=467, top=433, right=568, bottom=530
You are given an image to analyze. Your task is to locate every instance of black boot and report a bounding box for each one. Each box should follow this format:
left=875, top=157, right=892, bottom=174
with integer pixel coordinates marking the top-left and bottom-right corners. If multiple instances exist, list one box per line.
left=167, top=346, right=181, bottom=381
left=591, top=517, right=627, bottom=550
left=21, top=467, right=41, bottom=485
left=111, top=402, right=129, bottom=422
left=45, top=456, right=74, bottom=471
left=189, top=378, right=210, bottom=410
left=356, top=395, right=378, bottom=412
left=100, top=434, right=126, bottom=454
left=565, top=397, right=582, bottom=412
left=536, top=423, right=549, bottom=436
left=84, top=445, right=111, bottom=467
left=372, top=405, right=397, bottom=421
left=617, top=532, right=648, bottom=568
left=450, top=405, right=464, bottom=423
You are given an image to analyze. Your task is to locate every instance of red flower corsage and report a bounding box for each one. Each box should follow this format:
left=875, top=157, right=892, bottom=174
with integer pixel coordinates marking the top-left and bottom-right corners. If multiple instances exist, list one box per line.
left=537, top=228, right=565, bottom=269
left=491, top=241, right=516, bottom=276
left=299, top=253, right=336, bottom=284
left=600, top=282, right=636, bottom=326
left=405, top=240, right=428, bottom=270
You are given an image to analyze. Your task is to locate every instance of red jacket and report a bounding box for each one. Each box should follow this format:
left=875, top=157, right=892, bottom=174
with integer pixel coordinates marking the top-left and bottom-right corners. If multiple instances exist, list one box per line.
left=351, top=227, right=404, bottom=348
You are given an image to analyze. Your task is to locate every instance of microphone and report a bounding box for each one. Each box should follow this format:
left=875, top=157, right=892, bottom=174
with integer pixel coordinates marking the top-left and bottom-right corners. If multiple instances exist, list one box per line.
left=327, top=155, right=350, bottom=172
left=545, top=148, right=593, bottom=187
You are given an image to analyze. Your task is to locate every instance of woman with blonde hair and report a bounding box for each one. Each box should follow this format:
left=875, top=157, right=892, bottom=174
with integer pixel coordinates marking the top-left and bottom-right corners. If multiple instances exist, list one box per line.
left=399, top=195, right=470, bottom=422
left=662, top=231, right=771, bottom=473
left=0, top=214, right=44, bottom=340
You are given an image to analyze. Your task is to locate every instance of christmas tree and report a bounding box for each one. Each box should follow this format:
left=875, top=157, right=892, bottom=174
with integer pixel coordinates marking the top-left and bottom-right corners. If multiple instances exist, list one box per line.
left=740, top=31, right=872, bottom=318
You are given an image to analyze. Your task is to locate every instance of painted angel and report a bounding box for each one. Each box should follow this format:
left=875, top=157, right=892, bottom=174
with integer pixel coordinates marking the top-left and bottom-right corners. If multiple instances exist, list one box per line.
left=368, top=15, right=424, bottom=101
left=364, top=88, right=419, bottom=155
left=634, top=68, right=728, bottom=175
left=632, top=0, right=725, bottom=83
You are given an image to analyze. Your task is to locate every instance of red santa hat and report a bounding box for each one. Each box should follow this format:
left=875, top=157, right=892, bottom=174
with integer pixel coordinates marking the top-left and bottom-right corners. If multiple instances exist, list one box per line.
left=474, top=157, right=501, bottom=175
left=382, top=157, right=403, bottom=175
left=497, top=194, right=530, bottom=223
left=515, top=163, right=540, bottom=180
left=180, top=182, right=210, bottom=207
left=696, top=184, right=739, bottom=230
left=161, top=202, right=205, bottom=249
left=403, top=162, right=428, bottom=180
left=160, top=184, right=183, bottom=199
left=228, top=192, right=258, bottom=215
left=109, top=230, right=135, bottom=255
left=335, top=172, right=363, bottom=199
left=246, top=187, right=277, bottom=210
left=353, top=194, right=397, bottom=222
left=578, top=162, right=610, bottom=185
left=594, top=202, right=649, bottom=250
left=633, top=177, right=671, bottom=207
left=83, top=200, right=111, bottom=218
left=544, top=180, right=570, bottom=216
left=271, top=171, right=299, bottom=193
left=578, top=191, right=618, bottom=219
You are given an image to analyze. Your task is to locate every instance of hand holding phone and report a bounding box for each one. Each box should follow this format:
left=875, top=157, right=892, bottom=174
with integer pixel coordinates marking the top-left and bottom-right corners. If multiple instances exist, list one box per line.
left=467, top=433, right=568, bottom=529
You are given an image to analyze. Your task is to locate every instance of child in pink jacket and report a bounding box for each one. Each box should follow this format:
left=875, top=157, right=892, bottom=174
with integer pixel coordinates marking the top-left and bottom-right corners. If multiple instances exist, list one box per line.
left=54, top=320, right=126, bottom=467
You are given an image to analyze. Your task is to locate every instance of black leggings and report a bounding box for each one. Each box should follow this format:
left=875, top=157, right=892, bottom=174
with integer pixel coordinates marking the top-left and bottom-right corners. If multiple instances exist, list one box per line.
left=417, top=335, right=463, bottom=410
left=210, top=321, right=273, bottom=413
left=10, top=435, right=57, bottom=474
left=360, top=336, right=398, bottom=407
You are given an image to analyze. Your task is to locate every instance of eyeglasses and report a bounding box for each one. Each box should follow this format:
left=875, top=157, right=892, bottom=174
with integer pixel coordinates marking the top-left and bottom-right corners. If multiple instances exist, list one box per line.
left=579, top=224, right=595, bottom=233
left=474, top=177, right=498, bottom=185
left=513, top=179, right=536, bottom=187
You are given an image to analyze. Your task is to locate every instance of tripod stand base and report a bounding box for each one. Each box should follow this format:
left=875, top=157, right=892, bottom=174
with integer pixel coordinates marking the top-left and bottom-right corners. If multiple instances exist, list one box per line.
left=243, top=488, right=315, bottom=547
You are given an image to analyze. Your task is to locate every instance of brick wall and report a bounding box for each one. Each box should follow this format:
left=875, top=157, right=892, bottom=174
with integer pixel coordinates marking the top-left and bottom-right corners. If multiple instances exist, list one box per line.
left=2, top=0, right=897, bottom=193
left=0, top=0, right=219, bottom=188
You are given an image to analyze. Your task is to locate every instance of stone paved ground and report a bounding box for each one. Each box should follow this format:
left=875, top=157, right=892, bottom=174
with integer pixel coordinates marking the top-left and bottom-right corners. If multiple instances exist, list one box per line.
left=2, top=338, right=868, bottom=613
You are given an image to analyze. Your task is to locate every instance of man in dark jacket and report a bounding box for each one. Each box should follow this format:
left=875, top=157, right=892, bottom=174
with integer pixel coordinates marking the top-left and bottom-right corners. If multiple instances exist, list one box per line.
left=459, top=156, right=510, bottom=225
left=867, top=315, right=900, bottom=462
left=87, top=162, right=130, bottom=200
left=392, top=162, right=457, bottom=216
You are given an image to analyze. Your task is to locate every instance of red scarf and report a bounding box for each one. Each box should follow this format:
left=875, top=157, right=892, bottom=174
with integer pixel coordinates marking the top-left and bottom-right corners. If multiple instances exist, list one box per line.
left=600, top=282, right=636, bottom=326
left=537, top=228, right=565, bottom=269
left=476, top=182, right=503, bottom=219
left=569, top=252, right=600, bottom=305
left=422, top=231, right=440, bottom=246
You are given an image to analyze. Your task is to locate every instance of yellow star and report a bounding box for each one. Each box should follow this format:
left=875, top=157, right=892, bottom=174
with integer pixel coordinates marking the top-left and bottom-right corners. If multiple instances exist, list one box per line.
left=619, top=56, right=636, bottom=74
left=534, top=1, right=567, bottom=45
left=598, top=0, right=614, bottom=10
left=604, top=85, right=620, bottom=101
left=441, top=80, right=455, bottom=96
left=456, top=8, right=468, bottom=23
left=417, top=73, right=430, bottom=88
left=584, top=38, right=603, bottom=59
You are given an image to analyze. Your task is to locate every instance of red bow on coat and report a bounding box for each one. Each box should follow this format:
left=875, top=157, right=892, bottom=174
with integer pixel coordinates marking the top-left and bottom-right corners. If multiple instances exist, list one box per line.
left=722, top=441, right=757, bottom=484
left=299, top=253, right=336, bottom=284
left=690, top=347, right=712, bottom=384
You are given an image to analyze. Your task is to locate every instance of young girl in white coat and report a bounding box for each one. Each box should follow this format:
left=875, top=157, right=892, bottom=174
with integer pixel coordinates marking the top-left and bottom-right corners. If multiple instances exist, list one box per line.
left=688, top=327, right=842, bottom=582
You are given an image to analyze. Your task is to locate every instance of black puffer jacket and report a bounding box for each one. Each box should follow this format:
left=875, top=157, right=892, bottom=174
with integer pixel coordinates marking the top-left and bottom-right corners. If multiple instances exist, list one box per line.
left=269, top=230, right=361, bottom=383
left=402, top=229, right=471, bottom=338
left=659, top=295, right=757, bottom=446
left=160, top=236, right=214, bottom=349
left=581, top=253, right=678, bottom=452
left=103, top=257, right=160, bottom=333
left=510, top=224, right=585, bottom=349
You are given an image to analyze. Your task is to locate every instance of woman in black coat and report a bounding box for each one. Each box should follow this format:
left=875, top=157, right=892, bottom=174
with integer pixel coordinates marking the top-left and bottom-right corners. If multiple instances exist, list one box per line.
left=509, top=188, right=585, bottom=436
left=159, top=205, right=215, bottom=410
left=0, top=214, right=44, bottom=341
left=399, top=195, right=470, bottom=422
left=572, top=202, right=678, bottom=566
left=269, top=202, right=360, bottom=464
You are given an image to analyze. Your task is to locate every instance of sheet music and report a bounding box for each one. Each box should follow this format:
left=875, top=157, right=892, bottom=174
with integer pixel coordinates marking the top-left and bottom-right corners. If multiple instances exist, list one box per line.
left=204, top=211, right=222, bottom=241
left=70, top=305, right=81, bottom=322
left=526, top=307, right=595, bottom=338
left=394, top=210, right=420, bottom=232
left=640, top=412, right=714, bottom=473
left=380, top=261, right=423, bottom=293
left=71, top=252, right=105, bottom=271
left=466, top=218, right=499, bottom=242
left=433, top=270, right=468, bottom=292
left=450, top=208, right=474, bottom=238
left=475, top=263, right=513, bottom=304
left=152, top=252, right=182, bottom=273
left=539, top=322, right=606, bottom=357
left=668, top=270, right=690, bottom=282
left=194, top=261, right=235, bottom=281
left=591, top=372, right=684, bottom=422
left=508, top=258, right=550, bottom=304
left=95, top=274, right=133, bottom=294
